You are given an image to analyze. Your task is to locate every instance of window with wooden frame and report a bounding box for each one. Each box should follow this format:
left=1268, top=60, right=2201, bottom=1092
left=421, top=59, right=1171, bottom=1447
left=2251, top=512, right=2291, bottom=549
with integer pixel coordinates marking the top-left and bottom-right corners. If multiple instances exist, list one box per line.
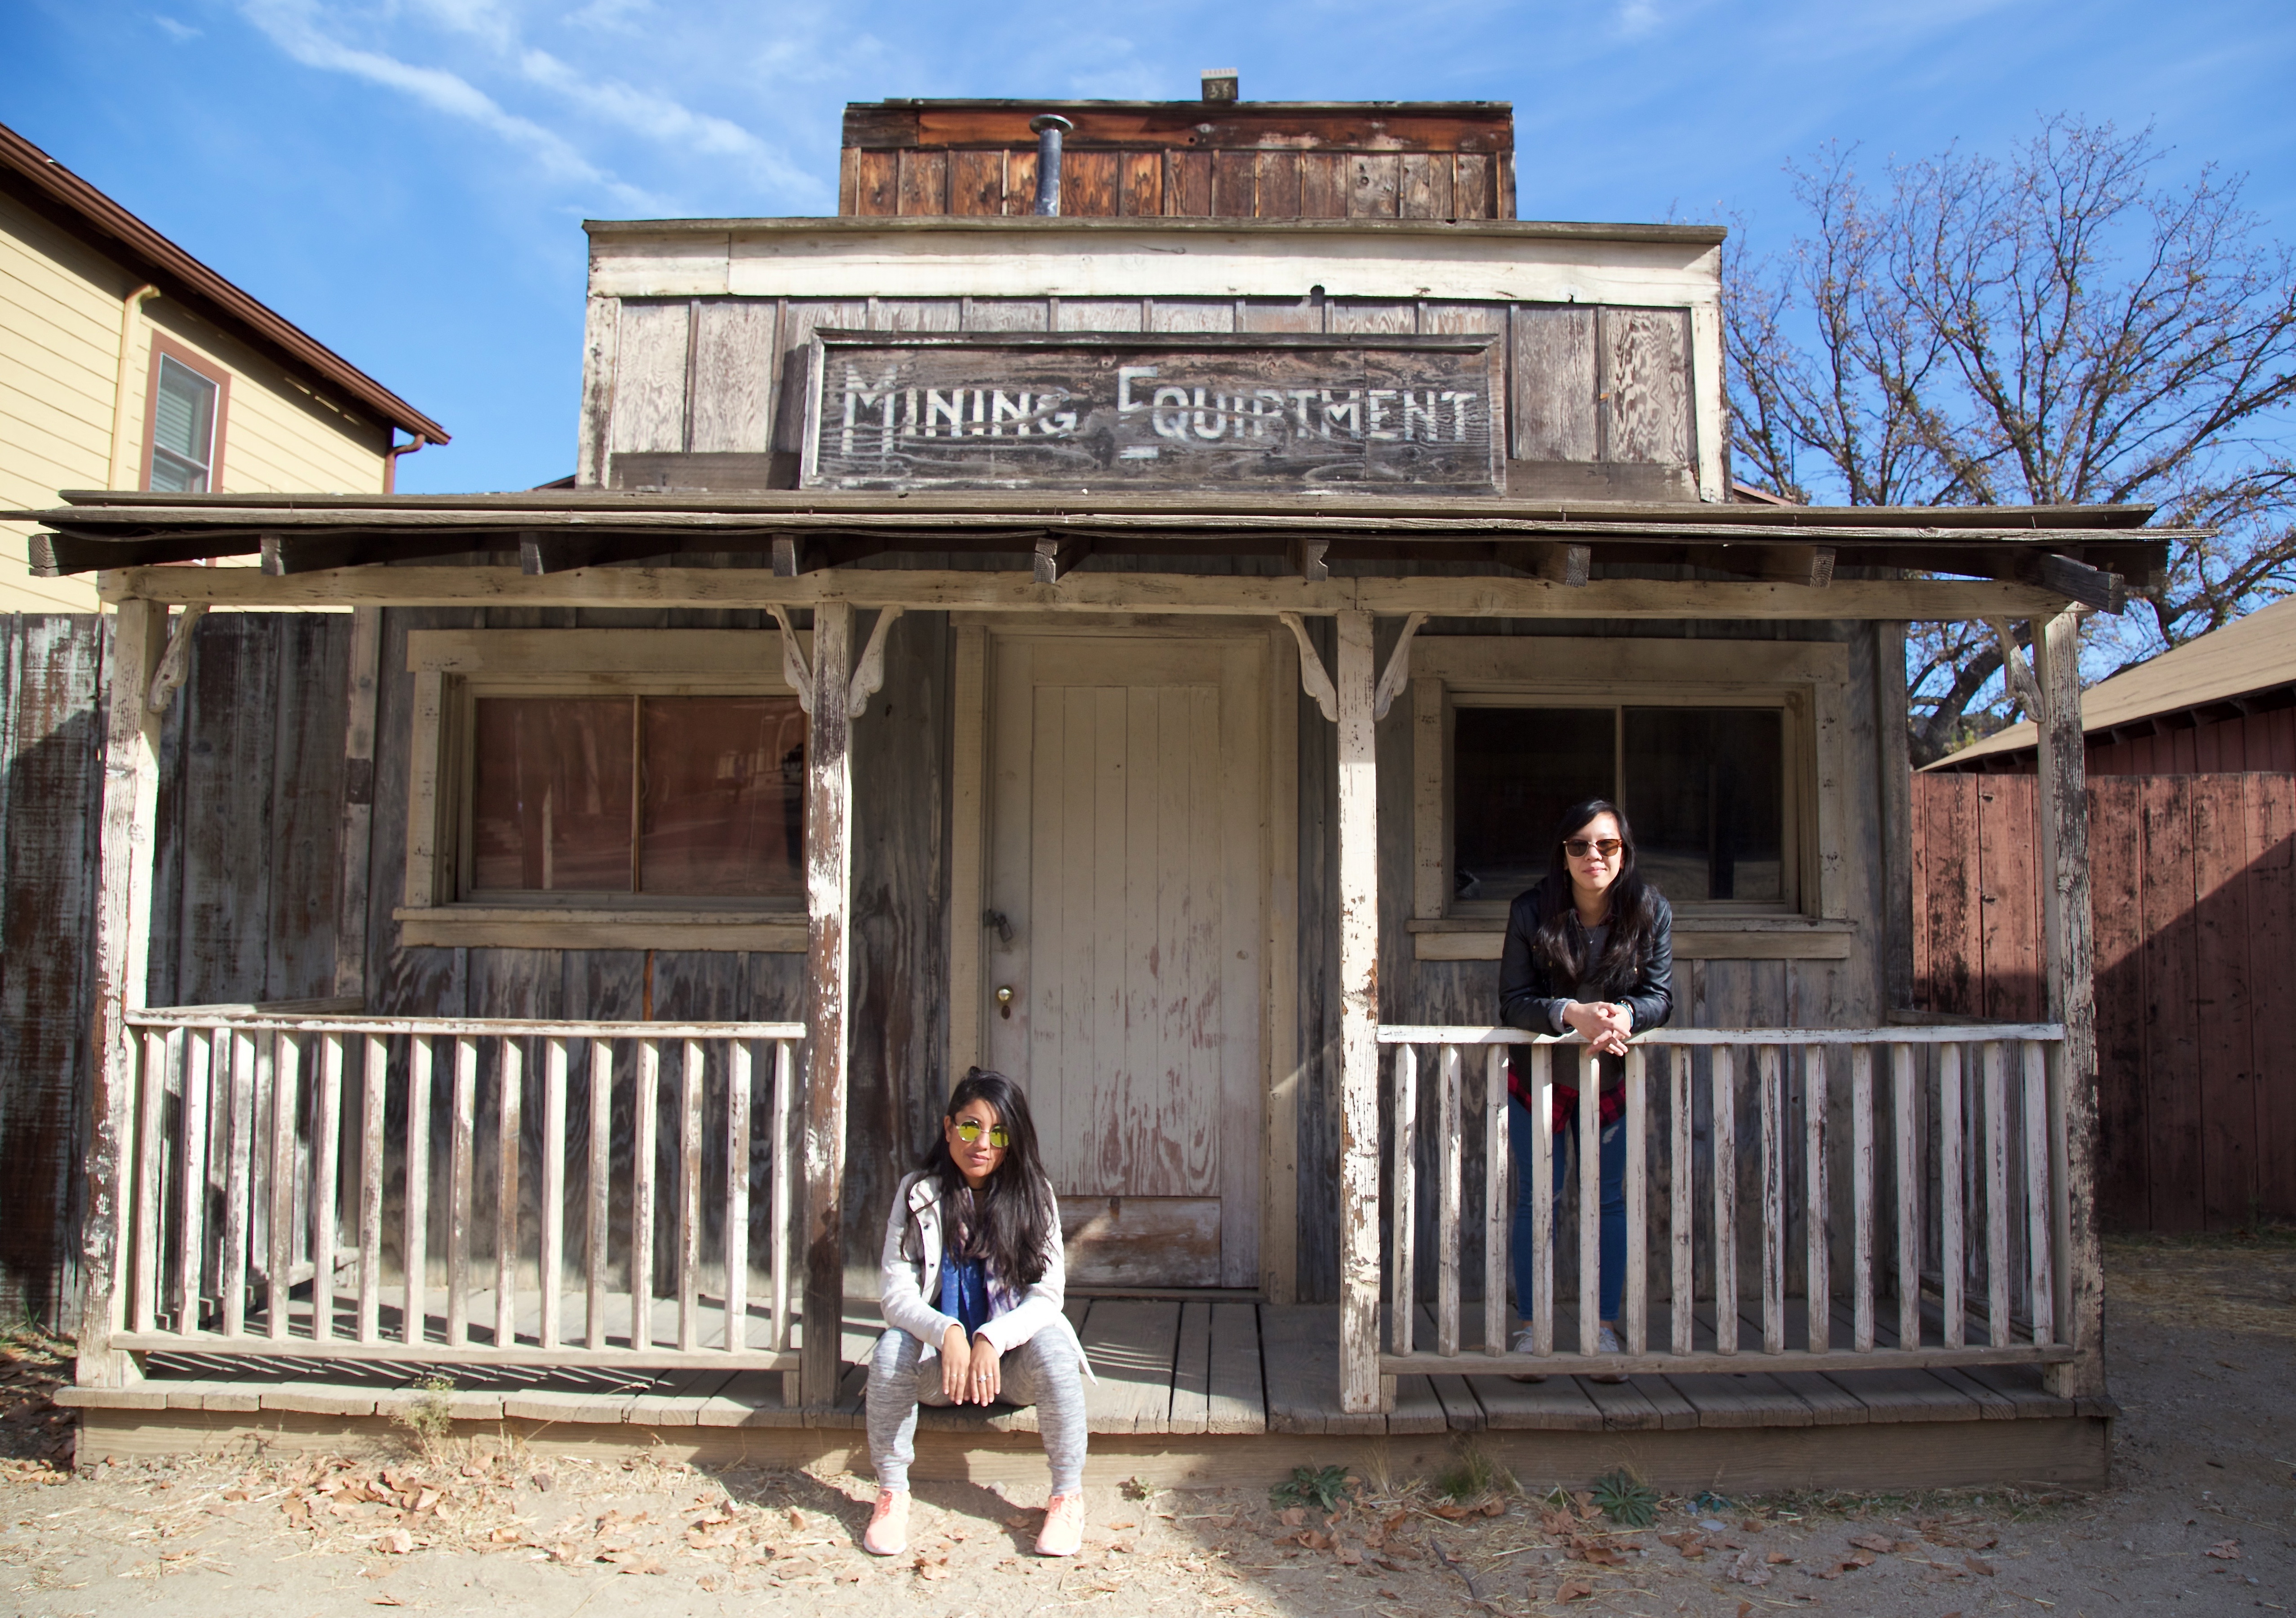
left=399, top=630, right=810, bottom=951
left=1408, top=637, right=1856, bottom=962
left=142, top=337, right=230, bottom=494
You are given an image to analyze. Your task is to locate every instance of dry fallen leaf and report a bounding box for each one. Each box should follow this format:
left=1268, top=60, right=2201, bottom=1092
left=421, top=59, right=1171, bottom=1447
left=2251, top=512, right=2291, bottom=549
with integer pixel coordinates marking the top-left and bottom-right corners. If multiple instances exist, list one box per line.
left=368, top=1597, right=405, bottom=1608
left=374, top=1529, right=415, bottom=1556
left=1727, top=1549, right=1772, bottom=1587
left=1279, top=1507, right=1306, bottom=1528
left=1964, top=1555, right=1996, bottom=1577
left=1335, top=1543, right=1363, bottom=1567
left=2207, top=1540, right=2241, bottom=1561
left=1556, top=1578, right=1596, bottom=1601
left=1737, top=1604, right=1753, bottom=1618
left=1765, top=1551, right=1795, bottom=1565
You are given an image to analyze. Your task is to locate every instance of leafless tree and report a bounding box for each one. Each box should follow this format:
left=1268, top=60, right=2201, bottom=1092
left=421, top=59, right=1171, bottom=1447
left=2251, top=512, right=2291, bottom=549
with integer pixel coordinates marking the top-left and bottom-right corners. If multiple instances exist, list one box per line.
left=1725, top=119, right=2296, bottom=762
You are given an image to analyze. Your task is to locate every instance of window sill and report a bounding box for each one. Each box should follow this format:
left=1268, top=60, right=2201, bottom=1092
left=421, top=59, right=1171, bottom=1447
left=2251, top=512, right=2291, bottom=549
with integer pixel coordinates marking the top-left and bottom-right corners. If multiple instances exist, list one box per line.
left=1408, top=914, right=1855, bottom=962
left=394, top=907, right=806, bottom=952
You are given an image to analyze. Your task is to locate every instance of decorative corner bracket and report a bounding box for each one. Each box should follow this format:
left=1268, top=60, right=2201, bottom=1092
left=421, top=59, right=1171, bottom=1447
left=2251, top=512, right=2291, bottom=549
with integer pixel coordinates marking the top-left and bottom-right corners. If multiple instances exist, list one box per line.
left=1373, top=612, right=1427, bottom=722
left=1278, top=612, right=1338, bottom=723
left=768, top=605, right=815, bottom=715
left=846, top=606, right=905, bottom=720
left=1987, top=618, right=2045, bottom=718
left=145, top=603, right=207, bottom=714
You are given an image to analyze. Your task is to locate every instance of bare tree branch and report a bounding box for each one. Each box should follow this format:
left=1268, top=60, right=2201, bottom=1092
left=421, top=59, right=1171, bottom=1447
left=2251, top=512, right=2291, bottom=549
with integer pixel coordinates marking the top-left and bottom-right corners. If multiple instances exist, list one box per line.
left=1726, top=116, right=2296, bottom=757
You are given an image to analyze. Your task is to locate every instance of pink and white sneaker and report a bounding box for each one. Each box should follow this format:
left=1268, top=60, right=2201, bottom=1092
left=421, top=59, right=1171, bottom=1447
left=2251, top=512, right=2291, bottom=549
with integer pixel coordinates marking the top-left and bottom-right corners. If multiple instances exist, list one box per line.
left=862, top=1487, right=909, bottom=1556
left=1035, top=1491, right=1086, bottom=1556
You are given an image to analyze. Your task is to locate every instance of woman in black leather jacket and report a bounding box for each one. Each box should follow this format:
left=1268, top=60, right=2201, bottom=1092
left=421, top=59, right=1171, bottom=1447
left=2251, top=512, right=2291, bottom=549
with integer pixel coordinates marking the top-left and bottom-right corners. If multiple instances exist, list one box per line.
left=1497, top=797, right=1673, bottom=1374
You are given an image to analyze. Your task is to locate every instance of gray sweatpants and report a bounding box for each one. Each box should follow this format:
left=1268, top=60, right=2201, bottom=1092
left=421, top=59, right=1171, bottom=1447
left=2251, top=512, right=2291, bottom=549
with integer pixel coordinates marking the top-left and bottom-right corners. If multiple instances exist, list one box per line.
left=865, top=1327, right=1088, bottom=1495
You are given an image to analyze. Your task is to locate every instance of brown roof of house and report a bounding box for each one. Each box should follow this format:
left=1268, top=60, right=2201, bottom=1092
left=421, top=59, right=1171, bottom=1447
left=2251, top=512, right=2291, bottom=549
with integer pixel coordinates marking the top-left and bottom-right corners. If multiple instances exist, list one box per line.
left=0, top=119, right=448, bottom=445
left=1930, top=594, right=2296, bottom=768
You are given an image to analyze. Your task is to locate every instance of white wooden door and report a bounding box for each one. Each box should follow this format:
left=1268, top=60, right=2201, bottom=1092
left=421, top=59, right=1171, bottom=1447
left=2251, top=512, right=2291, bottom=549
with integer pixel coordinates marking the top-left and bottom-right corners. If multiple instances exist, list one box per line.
left=982, top=632, right=1266, bottom=1288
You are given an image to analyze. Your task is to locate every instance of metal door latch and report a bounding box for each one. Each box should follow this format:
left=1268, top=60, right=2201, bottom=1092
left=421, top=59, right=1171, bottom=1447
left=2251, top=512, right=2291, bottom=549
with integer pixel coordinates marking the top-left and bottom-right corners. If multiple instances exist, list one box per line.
left=995, top=985, right=1015, bottom=1020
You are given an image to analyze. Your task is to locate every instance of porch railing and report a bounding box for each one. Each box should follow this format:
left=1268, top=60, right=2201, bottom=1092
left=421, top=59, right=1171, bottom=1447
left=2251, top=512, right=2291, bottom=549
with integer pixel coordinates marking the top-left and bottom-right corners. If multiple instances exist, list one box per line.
left=110, top=1011, right=805, bottom=1370
left=1375, top=1024, right=2073, bottom=1379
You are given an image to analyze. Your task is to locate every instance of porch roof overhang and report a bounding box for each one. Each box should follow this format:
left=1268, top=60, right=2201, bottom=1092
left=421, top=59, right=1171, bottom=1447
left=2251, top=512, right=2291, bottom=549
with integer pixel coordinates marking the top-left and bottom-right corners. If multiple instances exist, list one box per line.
left=17, top=488, right=2173, bottom=620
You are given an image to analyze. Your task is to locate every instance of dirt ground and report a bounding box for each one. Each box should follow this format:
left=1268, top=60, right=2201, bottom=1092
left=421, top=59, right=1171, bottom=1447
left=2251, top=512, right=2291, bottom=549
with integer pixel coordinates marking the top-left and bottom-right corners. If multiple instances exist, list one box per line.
left=2, top=1231, right=2290, bottom=1618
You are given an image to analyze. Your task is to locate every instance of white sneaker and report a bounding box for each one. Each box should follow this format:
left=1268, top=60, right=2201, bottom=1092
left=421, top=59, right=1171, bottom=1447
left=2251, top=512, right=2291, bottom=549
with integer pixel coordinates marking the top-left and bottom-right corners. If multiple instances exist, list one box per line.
left=1506, top=1325, right=1547, bottom=1383
left=1590, top=1322, right=1628, bottom=1383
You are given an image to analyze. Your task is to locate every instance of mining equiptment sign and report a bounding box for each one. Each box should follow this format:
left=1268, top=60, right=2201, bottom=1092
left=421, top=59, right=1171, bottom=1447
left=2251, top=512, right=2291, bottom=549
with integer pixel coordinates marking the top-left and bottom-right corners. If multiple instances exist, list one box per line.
left=801, top=331, right=1506, bottom=494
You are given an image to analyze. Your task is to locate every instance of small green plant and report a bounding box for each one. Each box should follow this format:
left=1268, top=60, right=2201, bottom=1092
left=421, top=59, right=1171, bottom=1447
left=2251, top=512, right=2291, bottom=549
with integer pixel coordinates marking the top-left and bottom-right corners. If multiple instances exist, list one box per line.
left=1435, top=1444, right=1508, bottom=1503
left=1271, top=1464, right=1353, bottom=1513
left=1119, top=1475, right=1156, bottom=1502
left=393, top=1374, right=457, bottom=1457
left=1591, top=1467, right=1659, bottom=1528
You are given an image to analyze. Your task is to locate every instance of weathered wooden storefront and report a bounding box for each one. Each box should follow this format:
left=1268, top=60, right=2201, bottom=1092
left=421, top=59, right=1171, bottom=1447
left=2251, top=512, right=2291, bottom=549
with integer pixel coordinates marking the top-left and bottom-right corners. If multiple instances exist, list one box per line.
left=24, top=119, right=2162, bottom=1485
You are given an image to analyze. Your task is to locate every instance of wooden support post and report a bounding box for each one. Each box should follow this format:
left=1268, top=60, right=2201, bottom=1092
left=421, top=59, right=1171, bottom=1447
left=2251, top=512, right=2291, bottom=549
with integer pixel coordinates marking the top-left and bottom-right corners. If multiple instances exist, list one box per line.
left=334, top=607, right=381, bottom=1002
left=2034, top=607, right=2102, bottom=1398
left=799, top=603, right=856, bottom=1407
left=1876, top=624, right=1915, bottom=1010
left=79, top=596, right=167, bottom=1387
left=1334, top=608, right=1383, bottom=1414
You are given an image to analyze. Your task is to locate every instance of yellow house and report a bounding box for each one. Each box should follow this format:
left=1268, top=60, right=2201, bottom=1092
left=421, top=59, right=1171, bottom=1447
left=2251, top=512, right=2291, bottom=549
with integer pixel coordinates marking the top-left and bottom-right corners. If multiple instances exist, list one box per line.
left=0, top=119, right=446, bottom=613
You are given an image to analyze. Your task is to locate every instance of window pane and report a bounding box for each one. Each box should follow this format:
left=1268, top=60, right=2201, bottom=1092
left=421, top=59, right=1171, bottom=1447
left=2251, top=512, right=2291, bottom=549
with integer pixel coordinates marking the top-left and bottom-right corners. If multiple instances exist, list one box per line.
left=151, top=357, right=215, bottom=492
left=470, top=698, right=635, bottom=892
left=1622, top=708, right=1784, bottom=902
left=639, top=696, right=807, bottom=897
left=1453, top=706, right=1613, bottom=903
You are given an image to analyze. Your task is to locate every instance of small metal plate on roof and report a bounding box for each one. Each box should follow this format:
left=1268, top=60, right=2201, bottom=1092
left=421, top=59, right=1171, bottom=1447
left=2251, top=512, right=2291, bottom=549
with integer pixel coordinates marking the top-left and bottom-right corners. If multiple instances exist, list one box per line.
left=800, top=330, right=1505, bottom=496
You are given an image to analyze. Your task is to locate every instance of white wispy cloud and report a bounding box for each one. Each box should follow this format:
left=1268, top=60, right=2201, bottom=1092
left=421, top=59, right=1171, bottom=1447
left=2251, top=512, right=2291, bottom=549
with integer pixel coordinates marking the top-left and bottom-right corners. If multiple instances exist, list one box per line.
left=153, top=14, right=202, bottom=41
left=232, top=0, right=825, bottom=211
left=1617, top=0, right=1660, bottom=36
left=516, top=47, right=815, bottom=191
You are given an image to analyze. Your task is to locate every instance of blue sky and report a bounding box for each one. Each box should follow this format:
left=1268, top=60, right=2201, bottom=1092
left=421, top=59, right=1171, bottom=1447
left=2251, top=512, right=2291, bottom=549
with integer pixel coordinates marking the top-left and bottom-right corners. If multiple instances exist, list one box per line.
left=9, top=0, right=2295, bottom=495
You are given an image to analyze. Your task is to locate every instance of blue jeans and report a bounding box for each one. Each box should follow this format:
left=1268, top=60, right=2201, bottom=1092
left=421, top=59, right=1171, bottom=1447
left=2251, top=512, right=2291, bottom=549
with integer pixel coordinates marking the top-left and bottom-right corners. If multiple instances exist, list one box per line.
left=1507, top=1094, right=1627, bottom=1325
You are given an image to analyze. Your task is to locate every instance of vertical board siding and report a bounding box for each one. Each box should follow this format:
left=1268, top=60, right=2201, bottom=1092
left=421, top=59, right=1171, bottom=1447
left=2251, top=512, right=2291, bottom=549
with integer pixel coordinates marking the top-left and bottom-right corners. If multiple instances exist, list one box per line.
left=1913, top=770, right=2296, bottom=1230
left=0, top=616, right=104, bottom=1328
left=599, top=292, right=1698, bottom=494
left=1, top=612, right=352, bottom=1330
left=607, top=301, right=693, bottom=456
left=688, top=301, right=780, bottom=455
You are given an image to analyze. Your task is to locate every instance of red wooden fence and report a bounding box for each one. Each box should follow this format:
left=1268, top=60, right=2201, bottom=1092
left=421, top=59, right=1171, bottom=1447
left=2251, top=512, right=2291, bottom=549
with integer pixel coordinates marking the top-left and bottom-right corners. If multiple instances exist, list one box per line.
left=1913, top=771, right=2296, bottom=1232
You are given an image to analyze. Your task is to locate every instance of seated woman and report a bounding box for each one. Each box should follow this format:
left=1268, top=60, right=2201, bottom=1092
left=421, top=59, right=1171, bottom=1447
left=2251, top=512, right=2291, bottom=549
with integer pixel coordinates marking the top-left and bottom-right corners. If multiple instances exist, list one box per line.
left=862, top=1068, right=1093, bottom=1558
left=1498, top=797, right=1673, bottom=1379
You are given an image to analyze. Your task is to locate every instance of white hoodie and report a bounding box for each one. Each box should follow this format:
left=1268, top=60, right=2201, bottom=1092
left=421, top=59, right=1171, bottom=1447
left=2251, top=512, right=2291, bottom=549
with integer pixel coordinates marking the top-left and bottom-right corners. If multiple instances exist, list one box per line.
left=877, top=1170, right=1095, bottom=1381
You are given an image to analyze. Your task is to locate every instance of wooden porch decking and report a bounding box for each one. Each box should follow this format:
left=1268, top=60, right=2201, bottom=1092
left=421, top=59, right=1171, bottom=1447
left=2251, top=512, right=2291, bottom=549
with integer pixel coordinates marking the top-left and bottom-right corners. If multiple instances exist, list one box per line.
left=66, top=1298, right=2114, bottom=1488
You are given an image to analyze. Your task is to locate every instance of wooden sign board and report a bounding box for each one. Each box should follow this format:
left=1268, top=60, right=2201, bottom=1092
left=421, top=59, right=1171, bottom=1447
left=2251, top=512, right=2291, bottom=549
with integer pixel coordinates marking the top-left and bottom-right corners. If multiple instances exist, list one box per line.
left=800, top=331, right=1505, bottom=495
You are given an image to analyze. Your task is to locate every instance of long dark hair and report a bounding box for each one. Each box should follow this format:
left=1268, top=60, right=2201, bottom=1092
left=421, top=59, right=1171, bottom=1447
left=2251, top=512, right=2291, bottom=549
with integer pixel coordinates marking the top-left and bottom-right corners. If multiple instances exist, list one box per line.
left=1532, top=797, right=1662, bottom=996
left=918, top=1068, right=1058, bottom=1289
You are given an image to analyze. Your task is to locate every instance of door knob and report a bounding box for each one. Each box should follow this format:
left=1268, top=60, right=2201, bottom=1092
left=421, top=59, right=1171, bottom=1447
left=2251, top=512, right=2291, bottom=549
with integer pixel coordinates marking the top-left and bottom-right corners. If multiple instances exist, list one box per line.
left=995, top=985, right=1015, bottom=1020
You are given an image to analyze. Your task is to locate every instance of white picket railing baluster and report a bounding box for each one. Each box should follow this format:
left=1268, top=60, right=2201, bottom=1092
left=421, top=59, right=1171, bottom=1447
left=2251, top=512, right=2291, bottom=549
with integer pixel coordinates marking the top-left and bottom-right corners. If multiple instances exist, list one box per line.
left=1364, top=1023, right=2070, bottom=1389
left=1390, top=1045, right=1416, bottom=1359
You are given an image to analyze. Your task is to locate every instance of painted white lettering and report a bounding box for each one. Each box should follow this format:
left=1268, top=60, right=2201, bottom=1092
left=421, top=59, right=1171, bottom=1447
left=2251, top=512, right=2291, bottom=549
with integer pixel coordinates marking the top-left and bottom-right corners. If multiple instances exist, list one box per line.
left=1192, top=388, right=1228, bottom=441
left=1152, top=385, right=1190, bottom=439
left=1117, top=366, right=1159, bottom=412
left=1400, top=390, right=1439, bottom=441
left=838, top=364, right=900, bottom=458
left=1321, top=389, right=1362, bottom=439
left=1288, top=388, right=1318, bottom=434
left=1441, top=390, right=1478, bottom=442
left=1366, top=389, right=1399, bottom=440
left=925, top=390, right=964, bottom=438
left=991, top=391, right=1031, bottom=437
